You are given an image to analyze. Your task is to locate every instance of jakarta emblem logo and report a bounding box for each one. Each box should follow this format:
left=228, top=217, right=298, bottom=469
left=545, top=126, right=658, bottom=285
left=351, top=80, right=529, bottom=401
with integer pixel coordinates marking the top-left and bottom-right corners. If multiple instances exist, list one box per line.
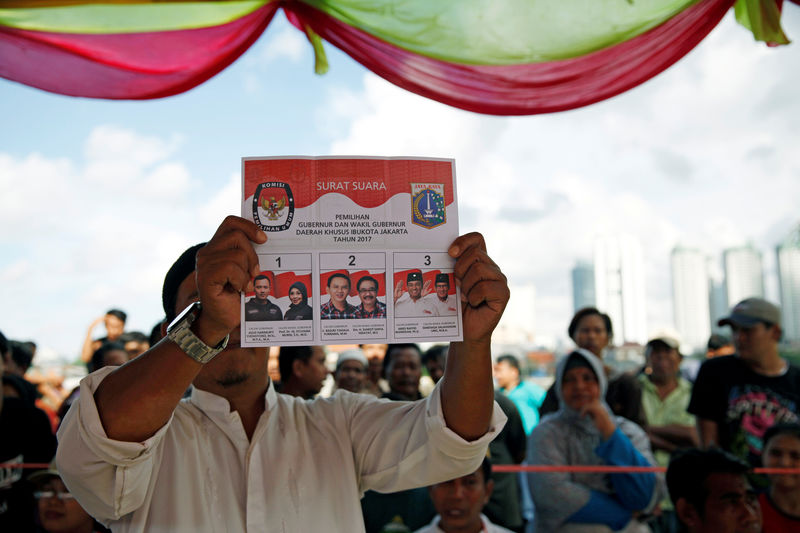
left=252, top=181, right=294, bottom=232
left=411, top=183, right=446, bottom=229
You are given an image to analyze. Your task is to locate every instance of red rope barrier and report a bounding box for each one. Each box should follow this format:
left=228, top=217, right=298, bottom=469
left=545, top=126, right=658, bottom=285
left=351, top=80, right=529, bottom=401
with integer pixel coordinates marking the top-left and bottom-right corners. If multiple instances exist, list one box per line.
left=491, top=464, right=800, bottom=474
left=4, top=463, right=799, bottom=475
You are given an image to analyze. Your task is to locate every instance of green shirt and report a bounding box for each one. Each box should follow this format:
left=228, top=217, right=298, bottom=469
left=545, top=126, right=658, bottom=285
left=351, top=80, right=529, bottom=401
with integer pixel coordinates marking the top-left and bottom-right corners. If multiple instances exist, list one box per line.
left=638, top=374, right=695, bottom=467
left=639, top=374, right=695, bottom=511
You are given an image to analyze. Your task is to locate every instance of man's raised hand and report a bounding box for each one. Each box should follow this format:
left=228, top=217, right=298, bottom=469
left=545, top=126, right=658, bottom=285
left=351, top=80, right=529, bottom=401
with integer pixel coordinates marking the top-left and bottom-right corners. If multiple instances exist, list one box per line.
left=193, top=216, right=266, bottom=345
left=449, top=232, right=509, bottom=344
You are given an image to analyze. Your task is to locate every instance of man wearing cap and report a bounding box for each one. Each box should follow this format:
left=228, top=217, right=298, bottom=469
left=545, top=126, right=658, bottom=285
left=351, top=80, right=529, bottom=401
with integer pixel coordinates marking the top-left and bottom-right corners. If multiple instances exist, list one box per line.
left=394, top=271, right=435, bottom=317
left=56, top=216, right=509, bottom=532
left=688, top=297, right=800, bottom=466
left=321, top=272, right=359, bottom=319
left=334, top=348, right=369, bottom=393
left=353, top=275, right=387, bottom=319
left=638, top=335, right=698, bottom=532
left=425, top=273, right=458, bottom=317
left=244, top=274, right=283, bottom=321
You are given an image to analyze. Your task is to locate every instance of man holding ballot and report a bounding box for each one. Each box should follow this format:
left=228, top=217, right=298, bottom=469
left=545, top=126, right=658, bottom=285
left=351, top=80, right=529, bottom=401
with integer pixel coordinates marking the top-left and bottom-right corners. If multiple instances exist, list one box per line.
left=56, top=216, right=509, bottom=532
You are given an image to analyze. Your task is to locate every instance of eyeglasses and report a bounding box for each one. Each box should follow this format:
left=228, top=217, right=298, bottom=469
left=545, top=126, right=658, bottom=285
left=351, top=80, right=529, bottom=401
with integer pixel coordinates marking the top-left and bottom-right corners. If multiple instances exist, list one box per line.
left=33, top=491, right=75, bottom=501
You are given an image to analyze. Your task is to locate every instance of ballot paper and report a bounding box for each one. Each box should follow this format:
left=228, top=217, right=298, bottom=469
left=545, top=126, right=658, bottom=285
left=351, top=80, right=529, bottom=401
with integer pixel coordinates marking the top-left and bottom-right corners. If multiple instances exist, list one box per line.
left=240, top=156, right=463, bottom=346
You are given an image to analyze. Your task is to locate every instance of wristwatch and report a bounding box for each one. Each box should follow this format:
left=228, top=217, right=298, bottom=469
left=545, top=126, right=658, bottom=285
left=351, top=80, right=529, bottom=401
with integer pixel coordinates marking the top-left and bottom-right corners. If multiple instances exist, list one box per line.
left=166, top=301, right=229, bottom=364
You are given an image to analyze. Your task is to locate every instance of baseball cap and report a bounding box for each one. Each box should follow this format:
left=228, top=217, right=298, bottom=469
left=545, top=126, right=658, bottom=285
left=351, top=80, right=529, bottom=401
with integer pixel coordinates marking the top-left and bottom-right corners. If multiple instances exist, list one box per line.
left=645, top=327, right=682, bottom=351
left=28, top=460, right=60, bottom=486
left=646, top=335, right=680, bottom=351
left=718, top=298, right=781, bottom=328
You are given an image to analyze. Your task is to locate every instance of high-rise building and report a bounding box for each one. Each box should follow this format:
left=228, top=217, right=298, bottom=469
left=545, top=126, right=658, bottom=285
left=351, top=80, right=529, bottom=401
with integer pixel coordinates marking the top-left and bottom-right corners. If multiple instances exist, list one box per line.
left=671, top=247, right=711, bottom=352
left=571, top=261, right=595, bottom=312
left=593, top=235, right=647, bottom=345
left=777, top=224, right=800, bottom=344
left=723, top=245, right=764, bottom=306
left=708, top=277, right=728, bottom=334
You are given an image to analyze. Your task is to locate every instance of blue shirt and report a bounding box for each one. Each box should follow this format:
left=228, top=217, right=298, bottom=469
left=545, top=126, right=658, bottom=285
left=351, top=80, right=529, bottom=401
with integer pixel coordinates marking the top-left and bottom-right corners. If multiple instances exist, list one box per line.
left=502, top=380, right=546, bottom=435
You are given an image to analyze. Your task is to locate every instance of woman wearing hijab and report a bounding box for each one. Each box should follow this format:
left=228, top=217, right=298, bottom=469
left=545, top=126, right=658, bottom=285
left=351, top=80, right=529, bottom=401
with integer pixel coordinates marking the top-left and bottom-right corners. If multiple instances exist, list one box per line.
left=283, top=281, right=312, bottom=320
left=527, top=349, right=660, bottom=533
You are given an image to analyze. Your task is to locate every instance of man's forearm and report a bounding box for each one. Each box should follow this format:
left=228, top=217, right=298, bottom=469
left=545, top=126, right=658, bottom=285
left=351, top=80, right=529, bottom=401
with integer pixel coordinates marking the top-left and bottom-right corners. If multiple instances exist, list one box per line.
left=80, top=330, right=96, bottom=363
left=94, top=338, right=203, bottom=442
left=696, top=418, right=719, bottom=448
left=647, top=424, right=699, bottom=448
left=439, top=339, right=494, bottom=441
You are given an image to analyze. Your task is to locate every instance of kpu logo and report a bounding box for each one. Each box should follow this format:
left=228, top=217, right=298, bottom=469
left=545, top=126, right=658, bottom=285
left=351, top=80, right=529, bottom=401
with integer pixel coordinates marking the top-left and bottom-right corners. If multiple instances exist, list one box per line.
left=252, top=182, right=294, bottom=231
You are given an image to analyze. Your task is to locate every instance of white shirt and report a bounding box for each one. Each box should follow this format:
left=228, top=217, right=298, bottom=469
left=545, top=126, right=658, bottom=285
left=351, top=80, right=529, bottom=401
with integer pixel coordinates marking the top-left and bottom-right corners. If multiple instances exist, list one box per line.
left=414, top=513, right=514, bottom=533
left=57, top=367, right=506, bottom=533
left=425, top=293, right=458, bottom=316
left=395, top=292, right=437, bottom=317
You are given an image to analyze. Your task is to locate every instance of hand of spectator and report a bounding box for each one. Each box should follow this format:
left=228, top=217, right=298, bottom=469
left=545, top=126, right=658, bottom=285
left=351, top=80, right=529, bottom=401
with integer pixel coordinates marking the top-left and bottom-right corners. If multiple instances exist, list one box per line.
left=449, top=232, right=509, bottom=344
left=193, top=216, right=266, bottom=345
left=580, top=399, right=616, bottom=439
left=88, top=315, right=105, bottom=331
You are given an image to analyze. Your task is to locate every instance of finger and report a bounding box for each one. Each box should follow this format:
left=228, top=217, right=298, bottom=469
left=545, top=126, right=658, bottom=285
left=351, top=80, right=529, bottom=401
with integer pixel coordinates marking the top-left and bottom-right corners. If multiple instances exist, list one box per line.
left=458, top=257, right=506, bottom=300
left=453, top=247, right=499, bottom=283
left=202, top=226, right=263, bottom=278
left=211, top=215, right=267, bottom=245
left=462, top=279, right=509, bottom=315
left=448, top=232, right=486, bottom=258
left=197, top=245, right=258, bottom=285
left=198, top=259, right=253, bottom=296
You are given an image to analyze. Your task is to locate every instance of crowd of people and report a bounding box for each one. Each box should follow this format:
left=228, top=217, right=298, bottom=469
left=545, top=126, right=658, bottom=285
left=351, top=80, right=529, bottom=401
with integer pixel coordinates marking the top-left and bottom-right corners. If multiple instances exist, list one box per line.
left=2, top=217, right=799, bottom=533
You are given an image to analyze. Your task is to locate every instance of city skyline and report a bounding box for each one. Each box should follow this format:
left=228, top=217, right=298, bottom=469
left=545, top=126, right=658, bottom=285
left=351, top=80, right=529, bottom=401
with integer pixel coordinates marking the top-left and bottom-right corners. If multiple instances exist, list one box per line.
left=567, top=219, right=800, bottom=353
left=777, top=224, right=800, bottom=343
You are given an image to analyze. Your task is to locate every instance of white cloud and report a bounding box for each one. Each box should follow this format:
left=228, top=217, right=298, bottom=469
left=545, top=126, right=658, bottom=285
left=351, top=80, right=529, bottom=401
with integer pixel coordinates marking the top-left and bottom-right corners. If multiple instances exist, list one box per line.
left=0, top=126, right=232, bottom=357
left=261, top=25, right=307, bottom=64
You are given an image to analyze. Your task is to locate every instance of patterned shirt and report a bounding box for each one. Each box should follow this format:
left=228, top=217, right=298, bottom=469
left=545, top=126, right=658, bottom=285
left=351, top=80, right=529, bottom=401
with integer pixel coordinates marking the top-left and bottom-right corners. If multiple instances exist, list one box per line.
left=354, top=300, right=387, bottom=319
left=320, top=299, right=359, bottom=319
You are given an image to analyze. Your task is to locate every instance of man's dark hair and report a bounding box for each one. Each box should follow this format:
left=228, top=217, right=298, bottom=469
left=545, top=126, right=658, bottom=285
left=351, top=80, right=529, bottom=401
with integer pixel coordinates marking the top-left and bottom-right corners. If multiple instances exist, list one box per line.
left=254, top=274, right=269, bottom=284
left=666, top=448, right=750, bottom=514
left=479, top=456, right=492, bottom=484
left=88, top=341, right=128, bottom=374
left=567, top=307, right=613, bottom=340
left=119, top=331, right=148, bottom=344
left=9, top=340, right=34, bottom=372
left=149, top=320, right=164, bottom=347
left=422, top=344, right=448, bottom=366
left=357, top=275, right=378, bottom=292
left=326, top=272, right=351, bottom=289
left=383, top=343, right=422, bottom=374
left=496, top=354, right=520, bottom=372
left=107, top=309, right=127, bottom=323
left=763, top=423, right=800, bottom=453
left=162, top=242, right=206, bottom=322
left=0, top=330, right=8, bottom=358
left=706, top=333, right=732, bottom=351
left=279, top=346, right=314, bottom=384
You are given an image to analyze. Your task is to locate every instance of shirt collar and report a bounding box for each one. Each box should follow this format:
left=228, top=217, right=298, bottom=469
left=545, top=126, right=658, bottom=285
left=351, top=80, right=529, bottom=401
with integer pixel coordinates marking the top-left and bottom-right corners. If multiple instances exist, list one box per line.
left=639, top=373, right=691, bottom=393
left=189, top=379, right=277, bottom=414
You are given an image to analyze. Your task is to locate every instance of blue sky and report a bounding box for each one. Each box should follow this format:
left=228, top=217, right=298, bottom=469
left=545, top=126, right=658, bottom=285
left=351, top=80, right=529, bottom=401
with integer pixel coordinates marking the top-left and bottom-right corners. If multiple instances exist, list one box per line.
left=1, top=9, right=799, bottom=359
